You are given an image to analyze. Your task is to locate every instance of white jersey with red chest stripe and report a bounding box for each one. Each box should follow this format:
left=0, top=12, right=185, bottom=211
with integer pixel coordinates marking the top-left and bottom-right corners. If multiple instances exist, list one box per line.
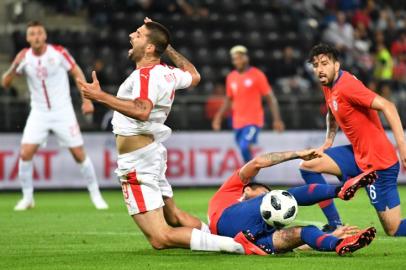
left=16, top=44, right=76, bottom=112
left=112, top=64, right=192, bottom=142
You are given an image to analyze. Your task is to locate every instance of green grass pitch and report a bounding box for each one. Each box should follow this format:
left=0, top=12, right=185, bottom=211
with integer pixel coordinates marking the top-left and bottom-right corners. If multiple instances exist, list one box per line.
left=1, top=187, right=406, bottom=270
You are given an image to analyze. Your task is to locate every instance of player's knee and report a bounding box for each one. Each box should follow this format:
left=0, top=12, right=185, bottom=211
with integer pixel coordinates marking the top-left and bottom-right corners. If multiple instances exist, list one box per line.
left=299, top=160, right=322, bottom=173
left=20, top=149, right=33, bottom=161
left=148, top=234, right=170, bottom=250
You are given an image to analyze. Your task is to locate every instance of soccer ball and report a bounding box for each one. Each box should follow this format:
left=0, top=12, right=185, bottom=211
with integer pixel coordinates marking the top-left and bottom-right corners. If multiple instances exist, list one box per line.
left=260, top=190, right=298, bottom=229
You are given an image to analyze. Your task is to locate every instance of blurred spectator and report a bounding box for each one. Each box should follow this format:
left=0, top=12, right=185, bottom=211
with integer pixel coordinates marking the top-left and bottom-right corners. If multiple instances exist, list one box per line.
left=373, top=31, right=393, bottom=83
left=205, top=83, right=231, bottom=124
left=275, top=46, right=310, bottom=95
left=322, top=11, right=354, bottom=52
left=351, top=0, right=374, bottom=29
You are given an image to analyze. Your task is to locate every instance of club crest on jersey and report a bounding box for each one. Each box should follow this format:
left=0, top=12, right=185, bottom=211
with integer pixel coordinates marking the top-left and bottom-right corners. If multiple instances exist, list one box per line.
left=332, top=99, right=338, bottom=111
left=244, top=79, right=253, bottom=87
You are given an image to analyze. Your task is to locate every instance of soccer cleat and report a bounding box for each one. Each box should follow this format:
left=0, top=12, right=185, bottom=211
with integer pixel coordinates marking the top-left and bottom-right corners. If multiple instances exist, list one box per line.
left=234, top=231, right=268, bottom=256
left=90, top=193, right=109, bottom=210
left=335, top=226, right=376, bottom=256
left=338, top=170, right=377, bottom=200
left=14, top=198, right=35, bottom=211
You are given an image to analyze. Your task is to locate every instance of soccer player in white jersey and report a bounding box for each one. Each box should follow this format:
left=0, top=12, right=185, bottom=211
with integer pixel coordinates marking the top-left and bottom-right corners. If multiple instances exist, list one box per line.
left=77, top=18, right=265, bottom=254
left=1, top=21, right=108, bottom=210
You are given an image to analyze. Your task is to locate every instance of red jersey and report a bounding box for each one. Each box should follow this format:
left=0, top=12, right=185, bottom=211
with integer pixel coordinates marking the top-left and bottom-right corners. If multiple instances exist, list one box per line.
left=208, top=170, right=245, bottom=234
left=322, top=71, right=398, bottom=171
left=226, top=67, right=271, bottom=129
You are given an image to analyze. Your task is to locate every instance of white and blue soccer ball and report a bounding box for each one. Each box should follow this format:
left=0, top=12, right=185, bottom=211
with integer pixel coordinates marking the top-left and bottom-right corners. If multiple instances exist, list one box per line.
left=260, top=190, right=298, bottom=229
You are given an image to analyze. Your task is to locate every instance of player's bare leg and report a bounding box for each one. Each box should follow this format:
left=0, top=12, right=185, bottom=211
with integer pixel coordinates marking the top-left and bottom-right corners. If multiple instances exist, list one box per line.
left=131, top=207, right=244, bottom=253
left=163, top=197, right=209, bottom=232
left=14, top=143, right=40, bottom=211
left=69, top=146, right=108, bottom=209
left=300, top=153, right=342, bottom=175
left=377, top=205, right=402, bottom=236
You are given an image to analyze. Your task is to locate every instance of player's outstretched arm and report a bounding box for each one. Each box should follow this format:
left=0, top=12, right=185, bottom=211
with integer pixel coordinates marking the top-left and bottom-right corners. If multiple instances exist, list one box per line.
left=318, top=108, right=338, bottom=153
left=1, top=50, right=26, bottom=88
left=371, top=95, right=406, bottom=168
left=77, top=71, right=152, bottom=121
left=265, top=92, right=285, bottom=132
left=212, top=96, right=231, bottom=131
left=70, top=65, right=94, bottom=114
left=239, top=149, right=321, bottom=181
left=165, top=45, right=201, bottom=87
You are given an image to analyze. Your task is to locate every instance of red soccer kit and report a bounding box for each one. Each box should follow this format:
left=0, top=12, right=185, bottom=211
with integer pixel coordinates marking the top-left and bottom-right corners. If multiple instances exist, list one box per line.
left=226, top=67, right=271, bottom=129
left=322, top=71, right=398, bottom=171
left=208, top=170, right=245, bottom=234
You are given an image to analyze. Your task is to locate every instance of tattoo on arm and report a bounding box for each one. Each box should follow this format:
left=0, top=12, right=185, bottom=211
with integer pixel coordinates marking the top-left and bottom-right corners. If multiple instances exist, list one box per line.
left=165, top=45, right=192, bottom=70
left=326, top=109, right=338, bottom=141
left=133, top=99, right=148, bottom=112
left=260, top=151, right=299, bottom=166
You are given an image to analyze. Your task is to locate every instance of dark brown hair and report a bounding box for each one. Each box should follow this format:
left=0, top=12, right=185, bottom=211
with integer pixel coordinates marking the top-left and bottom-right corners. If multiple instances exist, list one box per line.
left=145, top=21, right=170, bottom=57
left=308, top=43, right=339, bottom=63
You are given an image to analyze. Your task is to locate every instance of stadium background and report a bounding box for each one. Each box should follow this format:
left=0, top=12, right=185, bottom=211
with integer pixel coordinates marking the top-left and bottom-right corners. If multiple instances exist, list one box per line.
left=0, top=0, right=406, bottom=189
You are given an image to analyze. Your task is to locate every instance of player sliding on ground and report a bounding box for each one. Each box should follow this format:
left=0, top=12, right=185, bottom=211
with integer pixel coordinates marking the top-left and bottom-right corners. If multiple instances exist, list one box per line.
left=208, top=149, right=377, bottom=255
left=299, top=44, right=406, bottom=236
left=1, top=21, right=108, bottom=210
left=77, top=17, right=265, bottom=255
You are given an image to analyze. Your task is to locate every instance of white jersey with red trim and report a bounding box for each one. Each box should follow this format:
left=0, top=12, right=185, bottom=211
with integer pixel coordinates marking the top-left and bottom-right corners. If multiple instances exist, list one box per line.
left=112, top=64, right=192, bottom=142
left=15, top=44, right=76, bottom=112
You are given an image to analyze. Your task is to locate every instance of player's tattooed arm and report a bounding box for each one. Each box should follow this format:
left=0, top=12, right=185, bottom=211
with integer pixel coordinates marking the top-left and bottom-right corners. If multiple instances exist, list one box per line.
left=165, top=45, right=201, bottom=87
left=324, top=108, right=338, bottom=149
left=239, top=149, right=320, bottom=181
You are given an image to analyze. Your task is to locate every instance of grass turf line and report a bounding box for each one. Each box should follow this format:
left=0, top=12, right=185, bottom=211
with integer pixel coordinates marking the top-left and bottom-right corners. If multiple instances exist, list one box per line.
left=0, top=187, right=405, bottom=270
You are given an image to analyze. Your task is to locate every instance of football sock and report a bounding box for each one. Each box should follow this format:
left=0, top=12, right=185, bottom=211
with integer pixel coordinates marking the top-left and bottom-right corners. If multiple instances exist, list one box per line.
left=239, top=140, right=252, bottom=163
left=18, top=159, right=33, bottom=200
left=300, top=169, right=342, bottom=227
left=79, top=156, right=101, bottom=195
left=300, top=225, right=339, bottom=251
left=200, top=222, right=211, bottom=233
left=288, top=184, right=340, bottom=206
left=394, top=219, right=406, bottom=236
left=190, top=228, right=244, bottom=254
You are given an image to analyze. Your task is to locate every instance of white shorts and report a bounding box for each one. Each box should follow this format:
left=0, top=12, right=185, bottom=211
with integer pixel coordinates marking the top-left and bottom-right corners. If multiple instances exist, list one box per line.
left=116, top=142, right=173, bottom=215
left=21, top=108, right=84, bottom=148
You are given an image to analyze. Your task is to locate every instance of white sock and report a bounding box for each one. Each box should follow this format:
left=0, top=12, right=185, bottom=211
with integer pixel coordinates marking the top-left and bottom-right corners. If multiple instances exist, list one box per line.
left=190, top=228, right=244, bottom=254
left=79, top=157, right=100, bottom=195
left=200, top=222, right=211, bottom=233
left=19, top=159, right=33, bottom=200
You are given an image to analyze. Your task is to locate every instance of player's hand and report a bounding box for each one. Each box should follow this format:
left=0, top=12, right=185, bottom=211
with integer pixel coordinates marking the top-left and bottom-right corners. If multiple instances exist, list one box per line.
left=212, top=116, right=222, bottom=131
left=331, top=225, right=360, bottom=238
left=399, top=143, right=406, bottom=169
left=144, top=17, right=152, bottom=23
left=77, top=71, right=104, bottom=101
left=273, top=120, right=285, bottom=132
left=316, top=140, right=333, bottom=156
left=81, top=99, right=94, bottom=114
left=297, top=149, right=322, bottom=161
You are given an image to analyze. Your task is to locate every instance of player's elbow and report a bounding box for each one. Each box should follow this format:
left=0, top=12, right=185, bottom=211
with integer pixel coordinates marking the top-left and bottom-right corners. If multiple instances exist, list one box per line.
left=190, top=72, right=201, bottom=87
left=1, top=75, right=10, bottom=88
left=133, top=112, right=149, bottom=121
left=252, top=156, right=267, bottom=169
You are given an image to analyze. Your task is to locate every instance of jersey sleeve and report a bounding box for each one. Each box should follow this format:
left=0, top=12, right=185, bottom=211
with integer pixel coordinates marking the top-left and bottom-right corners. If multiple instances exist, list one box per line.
left=172, top=68, right=192, bottom=90
left=342, top=76, right=377, bottom=108
left=256, top=69, right=272, bottom=95
left=217, top=170, right=245, bottom=194
left=133, top=68, right=160, bottom=105
left=53, top=45, right=76, bottom=71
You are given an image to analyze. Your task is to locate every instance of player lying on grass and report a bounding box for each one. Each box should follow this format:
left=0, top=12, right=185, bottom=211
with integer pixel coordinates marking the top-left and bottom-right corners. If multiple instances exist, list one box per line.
left=208, top=149, right=377, bottom=255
